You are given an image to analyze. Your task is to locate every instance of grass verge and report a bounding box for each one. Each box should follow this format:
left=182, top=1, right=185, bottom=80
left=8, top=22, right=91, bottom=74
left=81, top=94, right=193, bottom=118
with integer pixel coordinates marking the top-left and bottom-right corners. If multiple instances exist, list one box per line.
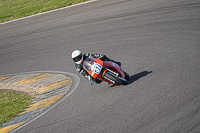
left=0, top=90, right=32, bottom=127
left=0, top=0, right=88, bottom=23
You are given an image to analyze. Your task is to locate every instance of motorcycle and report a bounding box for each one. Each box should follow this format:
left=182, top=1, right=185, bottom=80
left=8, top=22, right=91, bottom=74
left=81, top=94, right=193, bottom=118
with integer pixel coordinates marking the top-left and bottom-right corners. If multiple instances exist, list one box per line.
left=83, top=56, right=129, bottom=85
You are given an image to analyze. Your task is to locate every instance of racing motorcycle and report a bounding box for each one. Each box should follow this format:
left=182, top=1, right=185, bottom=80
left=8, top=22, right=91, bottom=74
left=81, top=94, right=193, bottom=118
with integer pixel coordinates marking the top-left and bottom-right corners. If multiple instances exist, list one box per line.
left=83, top=56, right=129, bottom=85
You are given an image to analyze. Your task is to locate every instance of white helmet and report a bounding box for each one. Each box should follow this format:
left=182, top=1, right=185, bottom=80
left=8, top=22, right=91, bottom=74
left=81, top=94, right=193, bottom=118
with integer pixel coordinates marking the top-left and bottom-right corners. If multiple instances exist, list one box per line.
left=71, top=50, right=83, bottom=64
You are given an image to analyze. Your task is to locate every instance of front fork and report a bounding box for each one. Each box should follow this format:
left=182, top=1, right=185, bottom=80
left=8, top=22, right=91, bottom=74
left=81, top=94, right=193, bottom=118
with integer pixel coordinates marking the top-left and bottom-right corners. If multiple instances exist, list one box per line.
left=90, top=67, right=122, bottom=85
left=100, top=67, right=118, bottom=84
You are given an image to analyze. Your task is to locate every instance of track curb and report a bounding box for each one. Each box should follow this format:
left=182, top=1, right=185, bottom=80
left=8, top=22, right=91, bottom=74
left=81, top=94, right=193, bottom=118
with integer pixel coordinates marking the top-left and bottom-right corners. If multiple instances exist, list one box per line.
left=0, top=71, right=80, bottom=133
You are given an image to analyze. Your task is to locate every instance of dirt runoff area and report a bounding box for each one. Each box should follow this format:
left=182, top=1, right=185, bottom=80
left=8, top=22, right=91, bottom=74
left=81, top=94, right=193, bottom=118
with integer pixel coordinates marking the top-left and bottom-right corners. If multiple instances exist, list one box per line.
left=0, top=83, right=37, bottom=96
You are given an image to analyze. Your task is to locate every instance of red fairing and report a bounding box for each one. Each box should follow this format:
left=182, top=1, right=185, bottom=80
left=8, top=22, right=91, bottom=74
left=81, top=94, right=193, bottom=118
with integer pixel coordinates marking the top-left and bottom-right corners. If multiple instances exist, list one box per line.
left=103, top=61, right=125, bottom=78
left=84, top=57, right=126, bottom=85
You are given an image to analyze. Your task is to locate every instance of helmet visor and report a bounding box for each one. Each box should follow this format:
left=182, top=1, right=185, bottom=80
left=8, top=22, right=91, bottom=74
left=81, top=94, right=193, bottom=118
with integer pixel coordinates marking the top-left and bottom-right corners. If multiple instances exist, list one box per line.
left=73, top=53, right=82, bottom=62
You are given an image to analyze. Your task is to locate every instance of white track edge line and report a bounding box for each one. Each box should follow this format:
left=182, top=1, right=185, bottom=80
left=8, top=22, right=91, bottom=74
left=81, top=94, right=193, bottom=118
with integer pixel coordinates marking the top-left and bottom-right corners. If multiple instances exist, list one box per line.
left=1, top=71, right=80, bottom=133
left=0, top=0, right=97, bottom=25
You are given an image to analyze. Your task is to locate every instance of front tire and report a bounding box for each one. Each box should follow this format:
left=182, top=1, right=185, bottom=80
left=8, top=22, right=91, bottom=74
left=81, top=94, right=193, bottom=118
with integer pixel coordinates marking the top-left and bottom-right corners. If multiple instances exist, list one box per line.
left=104, top=72, right=128, bottom=85
left=124, top=71, right=129, bottom=80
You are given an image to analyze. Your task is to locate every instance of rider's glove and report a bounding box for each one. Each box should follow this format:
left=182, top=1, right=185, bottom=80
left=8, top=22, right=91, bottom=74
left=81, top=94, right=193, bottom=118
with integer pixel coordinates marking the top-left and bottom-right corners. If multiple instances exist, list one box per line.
left=76, top=68, right=81, bottom=72
left=85, top=53, right=90, bottom=57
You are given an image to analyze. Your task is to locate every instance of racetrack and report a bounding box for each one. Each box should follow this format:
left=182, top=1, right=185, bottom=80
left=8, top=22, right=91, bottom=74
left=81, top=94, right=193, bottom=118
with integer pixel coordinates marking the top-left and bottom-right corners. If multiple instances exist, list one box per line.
left=0, top=0, right=200, bottom=132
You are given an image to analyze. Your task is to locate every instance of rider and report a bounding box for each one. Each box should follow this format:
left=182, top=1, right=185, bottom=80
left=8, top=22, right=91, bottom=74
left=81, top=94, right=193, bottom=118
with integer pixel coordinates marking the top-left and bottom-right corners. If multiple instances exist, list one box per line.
left=71, top=50, right=122, bottom=84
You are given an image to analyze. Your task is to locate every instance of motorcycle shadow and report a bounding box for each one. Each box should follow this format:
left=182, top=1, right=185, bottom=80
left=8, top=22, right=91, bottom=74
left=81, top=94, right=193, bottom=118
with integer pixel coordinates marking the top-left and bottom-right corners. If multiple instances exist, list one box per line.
left=110, top=70, right=153, bottom=87
left=127, top=70, right=153, bottom=84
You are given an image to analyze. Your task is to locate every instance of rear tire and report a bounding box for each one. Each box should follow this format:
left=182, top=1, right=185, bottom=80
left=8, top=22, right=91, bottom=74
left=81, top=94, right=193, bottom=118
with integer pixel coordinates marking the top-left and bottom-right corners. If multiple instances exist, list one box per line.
left=104, top=72, right=128, bottom=85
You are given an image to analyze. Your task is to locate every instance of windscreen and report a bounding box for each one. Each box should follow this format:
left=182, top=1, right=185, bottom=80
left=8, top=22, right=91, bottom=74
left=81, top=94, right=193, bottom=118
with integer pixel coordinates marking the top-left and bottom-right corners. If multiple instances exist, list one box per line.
left=83, top=57, right=94, bottom=70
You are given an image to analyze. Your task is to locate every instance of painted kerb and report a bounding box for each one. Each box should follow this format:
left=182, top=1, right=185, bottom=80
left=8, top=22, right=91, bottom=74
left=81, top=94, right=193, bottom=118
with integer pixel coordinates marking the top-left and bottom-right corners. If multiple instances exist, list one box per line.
left=0, top=71, right=79, bottom=133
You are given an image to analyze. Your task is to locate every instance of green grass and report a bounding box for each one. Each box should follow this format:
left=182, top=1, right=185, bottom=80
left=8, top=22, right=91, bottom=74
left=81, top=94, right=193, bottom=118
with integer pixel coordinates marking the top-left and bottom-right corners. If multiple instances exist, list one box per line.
left=0, top=90, right=32, bottom=127
left=0, top=0, right=88, bottom=23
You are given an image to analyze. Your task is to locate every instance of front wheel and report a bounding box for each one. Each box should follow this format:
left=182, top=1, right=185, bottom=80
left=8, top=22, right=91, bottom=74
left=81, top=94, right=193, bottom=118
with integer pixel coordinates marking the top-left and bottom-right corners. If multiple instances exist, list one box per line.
left=104, top=72, right=128, bottom=85
left=124, top=71, right=129, bottom=80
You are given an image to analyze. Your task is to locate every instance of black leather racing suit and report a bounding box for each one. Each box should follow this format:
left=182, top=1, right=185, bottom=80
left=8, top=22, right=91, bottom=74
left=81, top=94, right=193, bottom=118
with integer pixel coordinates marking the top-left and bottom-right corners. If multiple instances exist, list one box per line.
left=75, top=53, right=121, bottom=84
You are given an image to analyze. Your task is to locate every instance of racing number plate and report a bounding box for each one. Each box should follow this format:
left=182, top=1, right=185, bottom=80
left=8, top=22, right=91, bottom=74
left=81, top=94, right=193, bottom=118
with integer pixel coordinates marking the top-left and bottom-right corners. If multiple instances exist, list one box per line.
left=91, top=63, right=102, bottom=74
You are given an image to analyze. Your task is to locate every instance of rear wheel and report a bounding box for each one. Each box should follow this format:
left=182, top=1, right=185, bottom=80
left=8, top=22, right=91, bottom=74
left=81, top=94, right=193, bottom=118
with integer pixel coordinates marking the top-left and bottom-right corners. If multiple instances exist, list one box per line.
left=104, top=72, right=128, bottom=85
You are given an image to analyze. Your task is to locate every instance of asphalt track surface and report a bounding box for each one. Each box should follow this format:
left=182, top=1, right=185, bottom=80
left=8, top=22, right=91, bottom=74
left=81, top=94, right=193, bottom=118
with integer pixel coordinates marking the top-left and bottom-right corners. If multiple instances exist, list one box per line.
left=0, top=0, right=200, bottom=132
